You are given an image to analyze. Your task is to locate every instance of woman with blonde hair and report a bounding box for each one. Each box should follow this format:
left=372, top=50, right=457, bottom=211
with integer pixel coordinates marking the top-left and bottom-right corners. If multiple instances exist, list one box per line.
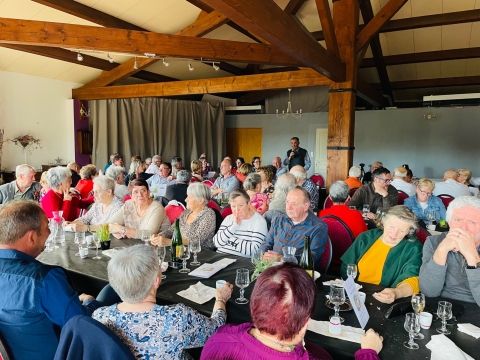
left=190, top=160, right=203, bottom=182
left=404, top=178, right=446, bottom=222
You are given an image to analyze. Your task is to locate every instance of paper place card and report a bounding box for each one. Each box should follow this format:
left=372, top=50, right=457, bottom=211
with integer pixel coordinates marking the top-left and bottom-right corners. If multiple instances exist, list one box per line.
left=344, top=276, right=369, bottom=329
left=458, top=323, right=480, bottom=339
left=307, top=319, right=364, bottom=343
left=188, top=258, right=237, bottom=278
left=177, top=281, right=216, bottom=304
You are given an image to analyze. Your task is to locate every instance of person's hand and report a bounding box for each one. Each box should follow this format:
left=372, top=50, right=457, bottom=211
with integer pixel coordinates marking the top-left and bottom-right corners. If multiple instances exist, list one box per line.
left=150, top=234, right=172, bottom=247
left=365, top=212, right=376, bottom=220
left=262, top=251, right=282, bottom=262
left=70, top=222, right=87, bottom=232
left=63, top=190, right=72, bottom=201
left=216, top=282, right=233, bottom=302
left=361, top=329, right=383, bottom=354
left=372, top=288, right=397, bottom=304
left=109, top=224, right=125, bottom=239
left=451, top=228, right=480, bottom=265
left=232, top=213, right=242, bottom=225
left=439, top=231, right=460, bottom=253
left=79, top=293, right=95, bottom=303
left=211, top=188, right=222, bottom=196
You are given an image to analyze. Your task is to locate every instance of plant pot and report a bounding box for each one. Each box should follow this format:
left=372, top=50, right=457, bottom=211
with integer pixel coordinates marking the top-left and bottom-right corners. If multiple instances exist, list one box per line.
left=100, top=241, right=111, bottom=250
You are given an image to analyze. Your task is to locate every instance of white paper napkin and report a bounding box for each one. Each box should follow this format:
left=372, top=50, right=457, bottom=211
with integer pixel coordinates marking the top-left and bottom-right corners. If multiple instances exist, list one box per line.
left=177, top=282, right=216, bottom=304
left=101, top=248, right=119, bottom=258
left=307, top=319, right=364, bottom=343
left=457, top=323, right=480, bottom=339
left=323, top=279, right=362, bottom=291
left=188, top=258, right=237, bottom=278
left=426, top=334, right=474, bottom=360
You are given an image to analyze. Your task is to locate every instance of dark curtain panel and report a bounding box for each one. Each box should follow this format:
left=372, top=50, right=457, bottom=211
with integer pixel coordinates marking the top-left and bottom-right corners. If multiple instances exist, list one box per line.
left=89, top=98, right=225, bottom=170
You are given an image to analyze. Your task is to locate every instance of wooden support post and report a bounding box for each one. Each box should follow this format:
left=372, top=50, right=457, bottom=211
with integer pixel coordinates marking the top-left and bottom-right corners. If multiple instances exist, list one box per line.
left=326, top=0, right=359, bottom=187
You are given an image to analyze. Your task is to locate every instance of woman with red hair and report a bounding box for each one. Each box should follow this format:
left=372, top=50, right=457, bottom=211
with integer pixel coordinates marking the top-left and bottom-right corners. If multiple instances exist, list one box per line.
left=201, top=263, right=382, bottom=360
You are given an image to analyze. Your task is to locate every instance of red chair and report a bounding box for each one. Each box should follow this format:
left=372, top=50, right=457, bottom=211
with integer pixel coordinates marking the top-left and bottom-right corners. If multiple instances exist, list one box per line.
left=318, top=237, right=333, bottom=274
left=348, top=187, right=358, bottom=198
left=323, top=196, right=333, bottom=210
left=438, top=194, right=455, bottom=208
left=221, top=206, right=232, bottom=218
left=164, top=200, right=186, bottom=224
left=320, top=215, right=355, bottom=275
left=203, top=180, right=214, bottom=188
left=310, top=174, right=325, bottom=188
left=416, top=227, right=430, bottom=244
left=397, top=190, right=409, bottom=205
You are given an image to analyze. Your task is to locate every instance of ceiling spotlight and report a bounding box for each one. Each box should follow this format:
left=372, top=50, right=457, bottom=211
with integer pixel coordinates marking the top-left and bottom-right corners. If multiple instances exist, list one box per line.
left=133, top=57, right=138, bottom=70
left=212, top=62, right=220, bottom=71
left=107, top=53, right=114, bottom=63
left=144, top=52, right=156, bottom=58
left=76, top=52, right=83, bottom=62
left=188, top=63, right=194, bottom=71
left=162, top=58, right=169, bottom=67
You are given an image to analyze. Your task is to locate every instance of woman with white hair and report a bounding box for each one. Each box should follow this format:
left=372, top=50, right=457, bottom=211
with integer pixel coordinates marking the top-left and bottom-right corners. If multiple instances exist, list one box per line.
left=93, top=245, right=233, bottom=359
left=345, top=165, right=362, bottom=190
left=69, top=175, right=122, bottom=232
left=106, top=165, right=129, bottom=201
left=151, top=182, right=217, bottom=249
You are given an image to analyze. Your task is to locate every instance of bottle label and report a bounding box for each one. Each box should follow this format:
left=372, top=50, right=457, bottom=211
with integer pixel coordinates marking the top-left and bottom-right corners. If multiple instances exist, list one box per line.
left=176, top=245, right=183, bottom=258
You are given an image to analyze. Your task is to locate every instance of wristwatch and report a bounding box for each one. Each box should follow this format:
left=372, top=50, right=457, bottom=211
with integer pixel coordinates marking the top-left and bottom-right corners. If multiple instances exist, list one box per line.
left=466, top=261, right=480, bottom=269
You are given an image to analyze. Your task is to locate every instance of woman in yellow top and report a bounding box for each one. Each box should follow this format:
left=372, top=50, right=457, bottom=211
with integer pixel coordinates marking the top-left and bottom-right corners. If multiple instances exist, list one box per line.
left=341, top=205, right=422, bottom=304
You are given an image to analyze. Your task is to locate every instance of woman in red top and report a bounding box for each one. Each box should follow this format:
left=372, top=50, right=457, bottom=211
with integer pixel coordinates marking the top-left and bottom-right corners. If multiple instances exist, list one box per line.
left=75, top=164, right=98, bottom=200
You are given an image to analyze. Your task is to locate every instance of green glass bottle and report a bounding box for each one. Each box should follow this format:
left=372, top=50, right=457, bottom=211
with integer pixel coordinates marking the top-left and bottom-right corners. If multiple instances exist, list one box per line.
left=171, top=219, right=183, bottom=263
left=299, top=235, right=314, bottom=277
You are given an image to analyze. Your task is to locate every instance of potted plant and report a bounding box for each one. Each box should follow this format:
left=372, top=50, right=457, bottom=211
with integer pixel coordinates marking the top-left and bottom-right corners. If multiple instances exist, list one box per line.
left=96, top=224, right=111, bottom=250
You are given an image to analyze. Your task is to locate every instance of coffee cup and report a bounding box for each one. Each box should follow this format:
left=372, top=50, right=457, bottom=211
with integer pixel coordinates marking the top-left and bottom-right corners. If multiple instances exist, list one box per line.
left=427, top=224, right=436, bottom=232
left=420, top=312, right=433, bottom=329
left=216, top=280, right=226, bottom=289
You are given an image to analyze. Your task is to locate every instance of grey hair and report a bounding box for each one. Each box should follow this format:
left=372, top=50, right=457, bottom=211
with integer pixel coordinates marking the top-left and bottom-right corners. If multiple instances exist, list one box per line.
left=107, top=244, right=159, bottom=304
left=243, top=173, right=261, bottom=191
left=229, top=190, right=250, bottom=203
left=289, top=165, right=307, bottom=181
left=348, top=165, right=361, bottom=178
left=93, top=175, right=115, bottom=193
left=128, top=159, right=142, bottom=175
left=274, top=173, right=296, bottom=196
left=176, top=170, right=191, bottom=183
left=79, top=164, right=98, bottom=180
left=46, top=166, right=72, bottom=189
left=446, top=196, right=480, bottom=222
left=381, top=205, right=417, bottom=230
left=329, top=181, right=349, bottom=203
left=187, top=182, right=211, bottom=204
left=15, top=164, right=35, bottom=178
left=106, top=165, right=125, bottom=181
left=0, top=200, right=45, bottom=245
left=152, top=155, right=161, bottom=162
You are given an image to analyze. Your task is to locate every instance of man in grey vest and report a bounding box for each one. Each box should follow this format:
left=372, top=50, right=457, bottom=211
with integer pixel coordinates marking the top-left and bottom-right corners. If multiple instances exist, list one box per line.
left=0, top=164, right=41, bottom=205
left=283, top=137, right=311, bottom=171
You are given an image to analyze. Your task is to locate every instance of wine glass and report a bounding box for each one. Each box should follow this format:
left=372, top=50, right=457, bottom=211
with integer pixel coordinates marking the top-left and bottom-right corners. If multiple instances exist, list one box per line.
left=190, top=238, right=201, bottom=266
left=92, top=233, right=102, bottom=260
left=178, top=244, right=191, bottom=274
left=251, top=248, right=263, bottom=265
left=282, top=246, right=298, bottom=264
left=74, top=232, right=85, bottom=257
left=329, top=285, right=346, bottom=323
left=403, top=313, right=420, bottom=350
left=141, top=229, right=151, bottom=246
left=362, top=204, right=370, bottom=219
left=346, top=264, right=358, bottom=280
left=411, top=293, right=425, bottom=339
left=235, top=268, right=250, bottom=304
left=157, top=245, right=167, bottom=280
left=437, top=301, right=453, bottom=334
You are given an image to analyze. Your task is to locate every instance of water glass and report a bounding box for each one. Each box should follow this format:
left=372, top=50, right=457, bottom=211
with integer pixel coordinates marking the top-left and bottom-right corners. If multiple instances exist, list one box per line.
left=411, top=293, right=426, bottom=339
left=157, top=246, right=167, bottom=279
left=329, top=285, right=346, bottom=323
left=141, top=229, right=151, bottom=246
left=403, top=313, right=420, bottom=350
left=92, top=233, right=102, bottom=260
left=190, top=238, right=201, bottom=266
left=346, top=264, right=358, bottom=280
left=282, top=246, right=298, bottom=264
left=74, top=232, right=86, bottom=257
left=178, top=244, right=191, bottom=274
left=437, top=301, right=453, bottom=334
left=251, top=248, right=263, bottom=265
left=235, top=268, right=250, bottom=304
left=362, top=204, right=370, bottom=219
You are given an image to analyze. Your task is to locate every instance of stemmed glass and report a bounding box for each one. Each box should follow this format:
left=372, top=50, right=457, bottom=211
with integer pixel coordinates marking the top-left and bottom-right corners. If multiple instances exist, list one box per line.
left=92, top=233, right=102, bottom=260
left=346, top=264, right=358, bottom=280
left=178, top=244, right=191, bottom=274
left=426, top=210, right=437, bottom=227
left=141, top=229, right=151, bottom=246
left=362, top=204, right=370, bottom=219
left=404, top=313, right=420, bottom=350
left=157, top=246, right=167, bottom=280
left=329, top=285, right=346, bottom=323
left=411, top=293, right=425, bottom=339
left=251, top=248, right=263, bottom=265
left=437, top=301, right=453, bottom=334
left=190, top=238, right=201, bottom=266
left=74, top=232, right=85, bottom=257
left=235, top=268, right=250, bottom=304
left=282, top=246, right=298, bottom=264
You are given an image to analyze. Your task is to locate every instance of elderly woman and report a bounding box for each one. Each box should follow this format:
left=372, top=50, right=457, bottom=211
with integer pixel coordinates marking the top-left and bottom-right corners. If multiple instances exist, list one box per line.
left=75, top=164, right=98, bottom=199
left=341, top=205, right=422, bottom=304
left=213, top=191, right=268, bottom=257
left=93, top=245, right=233, bottom=360
left=151, top=182, right=217, bottom=249
left=404, top=178, right=446, bottom=223
left=69, top=175, right=123, bottom=232
left=457, top=168, right=479, bottom=196
left=190, top=160, right=203, bottom=183
left=125, top=155, right=142, bottom=185
left=267, top=173, right=297, bottom=213
left=236, top=163, right=254, bottom=184
left=108, top=179, right=170, bottom=239
left=243, top=173, right=269, bottom=215
left=201, top=263, right=382, bottom=360
left=106, top=165, right=129, bottom=201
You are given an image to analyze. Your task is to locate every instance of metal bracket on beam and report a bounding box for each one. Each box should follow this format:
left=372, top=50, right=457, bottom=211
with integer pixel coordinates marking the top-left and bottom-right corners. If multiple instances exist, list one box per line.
left=329, top=88, right=357, bottom=93
left=326, top=146, right=355, bottom=150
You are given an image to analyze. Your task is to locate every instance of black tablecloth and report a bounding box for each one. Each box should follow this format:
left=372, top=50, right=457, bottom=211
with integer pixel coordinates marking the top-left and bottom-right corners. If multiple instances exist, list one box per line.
left=38, top=234, right=480, bottom=360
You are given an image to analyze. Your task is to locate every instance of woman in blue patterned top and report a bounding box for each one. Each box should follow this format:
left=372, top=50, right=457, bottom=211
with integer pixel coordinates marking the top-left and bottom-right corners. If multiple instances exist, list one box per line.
left=93, top=245, right=233, bottom=359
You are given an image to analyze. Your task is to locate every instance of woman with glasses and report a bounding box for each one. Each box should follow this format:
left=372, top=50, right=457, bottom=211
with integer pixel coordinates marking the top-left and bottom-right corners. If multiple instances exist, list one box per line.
left=404, top=178, right=446, bottom=223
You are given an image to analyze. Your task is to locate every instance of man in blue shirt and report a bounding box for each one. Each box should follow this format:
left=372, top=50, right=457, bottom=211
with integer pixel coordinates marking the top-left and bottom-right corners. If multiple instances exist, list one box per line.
left=211, top=159, right=240, bottom=198
left=0, top=200, right=98, bottom=359
left=262, top=187, right=328, bottom=269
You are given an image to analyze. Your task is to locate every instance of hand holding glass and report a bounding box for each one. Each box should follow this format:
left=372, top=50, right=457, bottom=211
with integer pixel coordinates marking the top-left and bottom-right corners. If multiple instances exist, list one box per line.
left=329, top=285, right=346, bottom=323
left=178, top=244, right=191, bottom=274
left=403, top=313, right=420, bottom=350
left=235, top=268, right=250, bottom=304
left=437, top=301, right=453, bottom=334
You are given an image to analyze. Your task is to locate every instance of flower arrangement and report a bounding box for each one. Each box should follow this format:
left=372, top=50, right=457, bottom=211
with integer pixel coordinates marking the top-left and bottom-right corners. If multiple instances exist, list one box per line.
left=10, top=134, right=41, bottom=149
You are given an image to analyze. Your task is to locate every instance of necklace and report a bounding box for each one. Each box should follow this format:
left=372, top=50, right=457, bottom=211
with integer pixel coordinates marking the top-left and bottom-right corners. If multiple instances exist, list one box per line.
left=250, top=328, right=296, bottom=352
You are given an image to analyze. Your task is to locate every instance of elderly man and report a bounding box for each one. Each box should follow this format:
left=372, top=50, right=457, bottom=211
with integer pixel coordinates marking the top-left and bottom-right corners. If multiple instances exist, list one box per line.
left=146, top=162, right=173, bottom=199
left=211, top=159, right=240, bottom=198
left=349, top=167, right=398, bottom=219
left=433, top=169, right=471, bottom=198
left=272, top=156, right=287, bottom=179
left=106, top=165, right=129, bottom=201
left=420, top=197, right=480, bottom=306
left=0, top=164, right=41, bottom=204
left=289, top=165, right=318, bottom=211
left=283, top=136, right=311, bottom=171
left=146, top=154, right=162, bottom=175
left=390, top=166, right=416, bottom=196
left=0, top=200, right=98, bottom=359
left=164, top=169, right=190, bottom=206
left=262, top=187, right=328, bottom=269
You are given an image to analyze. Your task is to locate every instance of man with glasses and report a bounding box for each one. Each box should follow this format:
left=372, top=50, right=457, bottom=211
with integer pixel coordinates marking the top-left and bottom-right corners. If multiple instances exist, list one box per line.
left=348, top=167, right=398, bottom=221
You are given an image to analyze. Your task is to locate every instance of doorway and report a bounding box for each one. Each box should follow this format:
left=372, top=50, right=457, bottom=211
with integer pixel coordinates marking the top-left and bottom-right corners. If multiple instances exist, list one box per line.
left=226, top=128, right=263, bottom=164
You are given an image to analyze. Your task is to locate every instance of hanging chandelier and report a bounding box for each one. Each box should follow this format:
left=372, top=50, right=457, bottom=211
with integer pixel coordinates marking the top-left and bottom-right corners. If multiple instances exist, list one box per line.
left=276, top=88, right=302, bottom=118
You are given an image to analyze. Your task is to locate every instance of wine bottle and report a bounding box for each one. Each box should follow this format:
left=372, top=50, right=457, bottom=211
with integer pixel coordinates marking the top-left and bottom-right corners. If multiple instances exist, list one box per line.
left=171, top=219, right=183, bottom=263
left=299, top=235, right=314, bottom=277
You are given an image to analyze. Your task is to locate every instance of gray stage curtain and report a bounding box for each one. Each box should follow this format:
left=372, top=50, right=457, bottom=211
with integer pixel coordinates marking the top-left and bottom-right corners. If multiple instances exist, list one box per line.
left=89, top=98, right=225, bottom=170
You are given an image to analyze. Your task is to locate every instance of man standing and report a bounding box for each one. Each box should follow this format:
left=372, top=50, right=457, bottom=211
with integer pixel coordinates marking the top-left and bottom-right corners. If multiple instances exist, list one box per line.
left=272, top=156, right=287, bottom=179
left=211, top=159, right=240, bottom=198
left=0, top=200, right=98, bottom=359
left=420, top=196, right=480, bottom=306
left=0, top=164, right=41, bottom=205
left=283, top=137, right=311, bottom=171
left=262, top=187, right=328, bottom=269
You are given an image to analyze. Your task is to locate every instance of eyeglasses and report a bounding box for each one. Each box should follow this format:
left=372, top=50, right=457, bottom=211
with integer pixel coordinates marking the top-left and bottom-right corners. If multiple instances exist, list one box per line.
left=418, top=189, right=432, bottom=196
left=375, top=177, right=392, bottom=184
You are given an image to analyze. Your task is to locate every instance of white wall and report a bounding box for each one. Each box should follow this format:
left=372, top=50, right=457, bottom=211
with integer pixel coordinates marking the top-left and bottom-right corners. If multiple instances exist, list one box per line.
left=0, top=71, right=78, bottom=171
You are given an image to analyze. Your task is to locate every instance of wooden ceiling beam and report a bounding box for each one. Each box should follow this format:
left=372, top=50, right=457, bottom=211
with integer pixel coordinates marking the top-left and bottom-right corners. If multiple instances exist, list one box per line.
left=357, top=0, right=408, bottom=51
left=198, top=0, right=345, bottom=81
left=285, top=0, right=308, bottom=14
left=389, top=76, right=480, bottom=90
left=72, top=69, right=332, bottom=100
left=314, top=0, right=340, bottom=58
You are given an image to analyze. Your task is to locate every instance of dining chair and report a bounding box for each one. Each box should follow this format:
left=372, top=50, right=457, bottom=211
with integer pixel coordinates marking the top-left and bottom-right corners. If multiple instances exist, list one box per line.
left=348, top=187, right=358, bottom=198
left=320, top=215, right=355, bottom=275
left=323, top=196, right=334, bottom=210
left=165, top=200, right=186, bottom=224
left=437, top=194, right=455, bottom=208
left=397, top=190, right=409, bottom=205
left=202, top=180, right=214, bottom=188
left=318, top=237, right=333, bottom=274
left=310, top=174, right=325, bottom=188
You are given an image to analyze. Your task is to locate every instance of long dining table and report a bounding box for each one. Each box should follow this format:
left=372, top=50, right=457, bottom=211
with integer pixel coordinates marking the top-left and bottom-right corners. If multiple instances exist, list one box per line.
left=37, top=234, right=480, bottom=360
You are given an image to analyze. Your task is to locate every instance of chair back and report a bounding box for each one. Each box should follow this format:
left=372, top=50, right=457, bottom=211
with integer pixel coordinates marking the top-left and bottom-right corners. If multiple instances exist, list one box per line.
left=437, top=194, right=455, bottom=208
left=415, top=227, right=430, bottom=244
left=318, top=237, right=333, bottom=274
left=54, top=315, right=134, bottom=360
left=165, top=200, right=186, bottom=224
left=310, top=174, right=325, bottom=188
left=221, top=205, right=232, bottom=218
left=0, top=334, right=11, bottom=360
left=397, top=190, right=409, bottom=205
left=348, top=187, right=358, bottom=198
left=323, top=196, right=334, bottom=210
left=320, top=215, right=355, bottom=275
left=203, top=180, right=214, bottom=188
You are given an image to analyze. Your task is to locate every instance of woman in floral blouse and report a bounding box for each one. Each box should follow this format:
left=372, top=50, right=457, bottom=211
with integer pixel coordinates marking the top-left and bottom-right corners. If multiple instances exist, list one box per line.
left=93, top=245, right=233, bottom=360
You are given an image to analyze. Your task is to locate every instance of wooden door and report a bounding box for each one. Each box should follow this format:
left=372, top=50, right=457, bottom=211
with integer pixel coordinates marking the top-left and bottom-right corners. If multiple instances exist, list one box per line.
left=226, top=128, right=262, bottom=164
